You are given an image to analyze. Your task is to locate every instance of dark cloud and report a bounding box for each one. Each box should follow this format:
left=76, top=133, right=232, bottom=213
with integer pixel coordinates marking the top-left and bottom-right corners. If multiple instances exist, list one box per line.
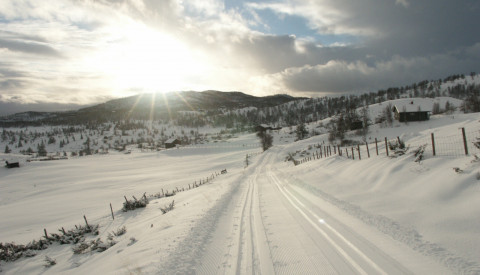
left=243, top=0, right=480, bottom=94
left=0, top=37, right=62, bottom=57
left=0, top=30, right=48, bottom=43
left=0, top=79, right=25, bottom=90
left=0, top=66, right=28, bottom=78
left=279, top=48, right=480, bottom=94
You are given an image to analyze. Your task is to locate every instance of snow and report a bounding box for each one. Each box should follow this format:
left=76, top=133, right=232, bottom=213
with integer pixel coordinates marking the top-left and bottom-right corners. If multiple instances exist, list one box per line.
left=1, top=111, right=480, bottom=274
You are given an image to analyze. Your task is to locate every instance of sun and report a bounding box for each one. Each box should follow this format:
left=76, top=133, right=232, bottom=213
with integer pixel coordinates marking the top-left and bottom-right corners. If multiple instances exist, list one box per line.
left=90, top=23, right=207, bottom=96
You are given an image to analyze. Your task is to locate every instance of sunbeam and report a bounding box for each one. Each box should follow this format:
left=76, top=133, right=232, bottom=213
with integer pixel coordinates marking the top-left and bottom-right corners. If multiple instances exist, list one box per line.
left=148, top=93, right=156, bottom=131
left=162, top=92, right=172, bottom=122
left=174, top=92, right=196, bottom=112
left=126, top=93, right=144, bottom=120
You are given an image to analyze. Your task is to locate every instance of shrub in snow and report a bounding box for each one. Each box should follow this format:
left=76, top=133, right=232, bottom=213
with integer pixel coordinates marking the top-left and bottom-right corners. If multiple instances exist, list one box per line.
left=412, top=144, right=427, bottom=162
left=122, top=194, right=149, bottom=212
left=128, top=237, right=137, bottom=246
left=164, top=191, right=176, bottom=197
left=112, top=226, right=127, bottom=237
left=43, top=256, right=56, bottom=267
left=388, top=139, right=408, bottom=157
left=160, top=200, right=175, bottom=214
left=0, top=223, right=100, bottom=263
left=453, top=167, right=464, bottom=174
left=73, top=237, right=116, bottom=254
left=72, top=242, right=90, bottom=254
left=285, top=152, right=295, bottom=162
left=473, top=137, right=480, bottom=150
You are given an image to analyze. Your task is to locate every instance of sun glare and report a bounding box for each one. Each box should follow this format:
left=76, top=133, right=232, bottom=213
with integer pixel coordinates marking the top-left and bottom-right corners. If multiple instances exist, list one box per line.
left=91, top=23, right=206, bottom=96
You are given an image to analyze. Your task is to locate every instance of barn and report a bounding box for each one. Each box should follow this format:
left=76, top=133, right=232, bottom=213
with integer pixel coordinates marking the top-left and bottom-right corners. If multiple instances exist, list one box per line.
left=5, top=161, right=20, bottom=168
left=165, top=138, right=181, bottom=149
left=393, top=101, right=431, bottom=122
left=255, top=124, right=272, bottom=132
left=255, top=124, right=282, bottom=132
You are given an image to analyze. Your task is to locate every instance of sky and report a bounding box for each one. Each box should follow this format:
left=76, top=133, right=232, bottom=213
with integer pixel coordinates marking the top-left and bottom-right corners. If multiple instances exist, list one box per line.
left=0, top=0, right=480, bottom=114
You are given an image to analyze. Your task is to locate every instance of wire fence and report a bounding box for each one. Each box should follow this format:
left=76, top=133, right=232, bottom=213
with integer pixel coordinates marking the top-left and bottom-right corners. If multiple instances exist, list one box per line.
left=175, top=143, right=260, bottom=150
left=293, top=127, right=480, bottom=165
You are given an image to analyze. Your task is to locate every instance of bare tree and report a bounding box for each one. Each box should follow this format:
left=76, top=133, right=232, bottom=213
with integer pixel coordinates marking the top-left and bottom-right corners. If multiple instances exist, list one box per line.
left=257, top=131, right=273, bottom=151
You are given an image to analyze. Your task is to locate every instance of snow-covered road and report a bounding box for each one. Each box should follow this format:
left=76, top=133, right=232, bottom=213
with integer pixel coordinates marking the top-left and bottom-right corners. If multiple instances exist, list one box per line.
left=187, top=149, right=452, bottom=275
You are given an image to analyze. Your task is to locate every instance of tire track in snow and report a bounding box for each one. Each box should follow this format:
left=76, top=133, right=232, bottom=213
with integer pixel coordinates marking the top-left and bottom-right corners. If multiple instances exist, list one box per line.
left=268, top=169, right=380, bottom=275
left=255, top=153, right=341, bottom=274
left=284, top=171, right=480, bottom=275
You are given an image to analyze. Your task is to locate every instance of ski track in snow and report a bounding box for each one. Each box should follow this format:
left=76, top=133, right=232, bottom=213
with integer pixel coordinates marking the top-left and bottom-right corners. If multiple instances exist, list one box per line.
left=281, top=169, right=480, bottom=275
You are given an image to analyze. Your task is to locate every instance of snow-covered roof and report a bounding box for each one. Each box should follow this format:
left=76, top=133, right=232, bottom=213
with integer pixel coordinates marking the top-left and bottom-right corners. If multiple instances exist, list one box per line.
left=393, top=99, right=434, bottom=113
left=259, top=124, right=272, bottom=128
left=165, top=138, right=180, bottom=144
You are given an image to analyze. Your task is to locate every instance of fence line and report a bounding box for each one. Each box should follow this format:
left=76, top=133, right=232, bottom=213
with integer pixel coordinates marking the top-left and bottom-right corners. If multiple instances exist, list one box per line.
left=293, top=127, right=480, bottom=165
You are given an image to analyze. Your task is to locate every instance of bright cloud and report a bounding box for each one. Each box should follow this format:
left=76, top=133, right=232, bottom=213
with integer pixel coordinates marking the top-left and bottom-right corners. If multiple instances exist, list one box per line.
left=0, top=0, right=479, bottom=113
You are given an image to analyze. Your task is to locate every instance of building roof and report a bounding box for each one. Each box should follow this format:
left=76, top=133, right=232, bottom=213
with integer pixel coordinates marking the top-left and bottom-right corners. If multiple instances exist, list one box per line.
left=393, top=99, right=434, bottom=113
left=165, top=138, right=180, bottom=144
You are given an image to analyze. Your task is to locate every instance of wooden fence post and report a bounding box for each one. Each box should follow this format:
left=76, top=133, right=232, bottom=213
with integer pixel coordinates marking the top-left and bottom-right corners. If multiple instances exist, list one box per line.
left=338, top=145, right=341, bottom=156
left=351, top=147, right=355, bottom=160
left=385, top=137, right=389, bottom=156
left=431, top=133, right=436, bottom=156
left=44, top=228, right=48, bottom=240
left=357, top=144, right=361, bottom=160
left=83, top=215, right=90, bottom=229
left=346, top=148, right=349, bottom=158
left=366, top=142, right=370, bottom=158
left=320, top=146, right=323, bottom=158
left=375, top=138, right=379, bottom=155
left=110, top=203, right=115, bottom=220
left=462, top=127, right=469, bottom=155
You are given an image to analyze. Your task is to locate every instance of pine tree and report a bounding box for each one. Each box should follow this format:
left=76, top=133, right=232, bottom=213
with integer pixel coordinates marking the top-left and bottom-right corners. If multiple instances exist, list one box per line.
left=295, top=123, right=308, bottom=141
left=4, top=145, right=11, bottom=153
left=37, top=141, right=47, bottom=157
left=256, top=131, right=273, bottom=151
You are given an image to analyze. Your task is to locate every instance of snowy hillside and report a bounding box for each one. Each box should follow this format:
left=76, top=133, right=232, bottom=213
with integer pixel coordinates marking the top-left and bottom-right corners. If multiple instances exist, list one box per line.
left=1, top=103, right=480, bottom=274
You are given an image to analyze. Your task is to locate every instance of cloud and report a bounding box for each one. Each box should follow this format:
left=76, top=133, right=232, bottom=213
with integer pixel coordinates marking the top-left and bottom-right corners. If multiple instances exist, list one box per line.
left=395, top=0, right=410, bottom=8
left=0, top=0, right=479, bottom=113
left=253, top=46, right=480, bottom=95
left=248, top=0, right=480, bottom=57
left=0, top=37, right=62, bottom=57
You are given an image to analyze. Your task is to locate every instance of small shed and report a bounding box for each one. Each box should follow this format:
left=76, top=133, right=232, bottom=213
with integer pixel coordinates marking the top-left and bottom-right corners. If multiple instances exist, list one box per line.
left=5, top=161, right=20, bottom=168
left=165, top=138, right=181, bottom=149
left=350, top=120, right=363, bottom=130
left=256, top=124, right=283, bottom=132
left=393, top=101, right=431, bottom=122
left=255, top=124, right=273, bottom=132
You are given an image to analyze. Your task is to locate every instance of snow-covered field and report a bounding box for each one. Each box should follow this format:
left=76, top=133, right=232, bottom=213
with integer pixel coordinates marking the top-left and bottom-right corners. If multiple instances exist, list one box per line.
left=1, top=108, right=480, bottom=274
